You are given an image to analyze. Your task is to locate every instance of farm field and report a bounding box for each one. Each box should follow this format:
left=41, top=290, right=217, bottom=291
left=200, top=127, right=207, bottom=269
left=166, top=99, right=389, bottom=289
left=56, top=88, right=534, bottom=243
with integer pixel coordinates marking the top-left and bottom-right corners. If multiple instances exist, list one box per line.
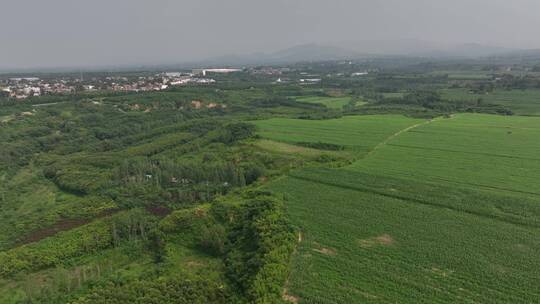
left=430, top=70, right=492, bottom=80
left=268, top=170, right=540, bottom=303
left=259, top=113, right=540, bottom=303
left=351, top=113, right=540, bottom=196
left=440, top=88, right=540, bottom=116
left=253, top=115, right=425, bottom=156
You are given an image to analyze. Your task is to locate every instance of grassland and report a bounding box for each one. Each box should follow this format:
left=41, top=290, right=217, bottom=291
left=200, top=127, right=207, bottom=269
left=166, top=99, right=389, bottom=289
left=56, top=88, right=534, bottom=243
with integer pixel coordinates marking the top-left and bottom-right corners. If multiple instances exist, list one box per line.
left=295, top=96, right=363, bottom=109
left=253, top=139, right=342, bottom=158
left=441, top=88, right=540, bottom=116
left=381, top=92, right=406, bottom=99
left=258, top=113, right=540, bottom=303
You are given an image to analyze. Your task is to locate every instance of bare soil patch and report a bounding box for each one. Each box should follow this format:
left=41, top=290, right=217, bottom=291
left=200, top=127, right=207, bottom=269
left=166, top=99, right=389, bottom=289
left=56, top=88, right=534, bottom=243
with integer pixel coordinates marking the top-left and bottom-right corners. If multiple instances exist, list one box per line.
left=145, top=205, right=172, bottom=217
left=313, top=247, right=337, bottom=256
left=358, top=234, right=395, bottom=248
left=283, top=288, right=300, bottom=303
left=430, top=267, right=454, bottom=277
left=186, top=261, right=205, bottom=268
left=20, top=209, right=118, bottom=245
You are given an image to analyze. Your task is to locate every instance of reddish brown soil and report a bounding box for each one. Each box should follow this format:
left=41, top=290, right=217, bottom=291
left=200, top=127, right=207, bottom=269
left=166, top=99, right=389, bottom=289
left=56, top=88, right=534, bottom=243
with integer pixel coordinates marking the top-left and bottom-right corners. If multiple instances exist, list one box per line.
left=145, top=205, right=172, bottom=217
left=19, top=209, right=119, bottom=245
left=19, top=205, right=171, bottom=246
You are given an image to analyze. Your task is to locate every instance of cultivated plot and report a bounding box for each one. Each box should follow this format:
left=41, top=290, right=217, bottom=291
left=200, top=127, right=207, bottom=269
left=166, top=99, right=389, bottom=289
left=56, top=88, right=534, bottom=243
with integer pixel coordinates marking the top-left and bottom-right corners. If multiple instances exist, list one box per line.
left=268, top=172, right=540, bottom=303
left=351, top=114, right=540, bottom=196
left=254, top=115, right=425, bottom=156
left=261, top=113, right=540, bottom=303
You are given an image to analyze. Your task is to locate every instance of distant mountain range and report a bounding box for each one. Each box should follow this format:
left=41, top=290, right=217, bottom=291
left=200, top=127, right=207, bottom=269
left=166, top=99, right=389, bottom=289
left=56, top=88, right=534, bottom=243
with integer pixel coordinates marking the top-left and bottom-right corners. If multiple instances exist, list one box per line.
left=3, top=40, right=539, bottom=73
left=190, top=44, right=358, bottom=66
left=337, top=39, right=515, bottom=58
left=194, top=40, right=533, bottom=66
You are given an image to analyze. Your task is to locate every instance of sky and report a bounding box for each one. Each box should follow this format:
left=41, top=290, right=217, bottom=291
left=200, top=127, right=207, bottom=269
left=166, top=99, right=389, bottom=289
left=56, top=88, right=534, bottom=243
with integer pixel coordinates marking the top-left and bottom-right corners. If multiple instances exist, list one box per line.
left=2, top=0, right=540, bottom=69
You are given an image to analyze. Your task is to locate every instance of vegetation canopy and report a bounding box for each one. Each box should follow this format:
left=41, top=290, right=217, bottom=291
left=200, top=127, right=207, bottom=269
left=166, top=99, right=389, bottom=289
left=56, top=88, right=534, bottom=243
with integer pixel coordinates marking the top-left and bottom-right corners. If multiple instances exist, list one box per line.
left=1, top=58, right=540, bottom=303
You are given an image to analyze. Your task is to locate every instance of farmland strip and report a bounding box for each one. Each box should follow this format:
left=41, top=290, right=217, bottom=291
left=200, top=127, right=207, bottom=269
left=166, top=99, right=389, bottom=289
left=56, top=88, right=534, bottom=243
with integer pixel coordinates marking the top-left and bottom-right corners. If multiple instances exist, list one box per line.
left=288, top=174, right=540, bottom=229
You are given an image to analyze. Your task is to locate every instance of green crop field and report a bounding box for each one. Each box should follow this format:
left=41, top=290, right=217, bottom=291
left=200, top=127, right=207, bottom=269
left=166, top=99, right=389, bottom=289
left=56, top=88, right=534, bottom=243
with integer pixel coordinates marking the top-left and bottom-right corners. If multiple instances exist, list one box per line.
left=295, top=96, right=361, bottom=109
left=259, top=113, right=540, bottom=303
left=358, top=146, right=539, bottom=194
left=351, top=114, right=540, bottom=195
left=441, top=88, right=540, bottom=116
left=268, top=170, right=540, bottom=303
left=253, top=115, right=425, bottom=156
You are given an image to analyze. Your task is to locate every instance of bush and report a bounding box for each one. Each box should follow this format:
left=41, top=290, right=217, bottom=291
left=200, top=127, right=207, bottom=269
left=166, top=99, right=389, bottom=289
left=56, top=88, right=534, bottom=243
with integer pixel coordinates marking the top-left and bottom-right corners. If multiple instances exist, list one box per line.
left=74, top=274, right=230, bottom=304
left=198, top=224, right=227, bottom=256
left=224, top=196, right=296, bottom=303
left=215, top=122, right=256, bottom=144
left=0, top=210, right=155, bottom=278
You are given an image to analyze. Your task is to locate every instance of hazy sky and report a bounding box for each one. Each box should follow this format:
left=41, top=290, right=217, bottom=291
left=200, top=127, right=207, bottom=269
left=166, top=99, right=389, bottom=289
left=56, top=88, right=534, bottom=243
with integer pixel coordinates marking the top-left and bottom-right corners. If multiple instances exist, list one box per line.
left=2, top=0, right=540, bottom=69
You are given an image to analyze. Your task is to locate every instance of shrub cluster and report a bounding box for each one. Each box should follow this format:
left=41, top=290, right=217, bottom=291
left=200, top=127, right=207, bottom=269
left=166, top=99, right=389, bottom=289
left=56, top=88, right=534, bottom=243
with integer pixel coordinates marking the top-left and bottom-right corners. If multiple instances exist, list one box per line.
left=224, top=195, right=296, bottom=303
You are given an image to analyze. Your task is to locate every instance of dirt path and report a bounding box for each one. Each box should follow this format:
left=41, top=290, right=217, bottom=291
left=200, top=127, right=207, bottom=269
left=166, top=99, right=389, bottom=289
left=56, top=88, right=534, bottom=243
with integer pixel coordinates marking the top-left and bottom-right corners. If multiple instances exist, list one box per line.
left=31, top=102, right=62, bottom=107
left=365, top=115, right=453, bottom=157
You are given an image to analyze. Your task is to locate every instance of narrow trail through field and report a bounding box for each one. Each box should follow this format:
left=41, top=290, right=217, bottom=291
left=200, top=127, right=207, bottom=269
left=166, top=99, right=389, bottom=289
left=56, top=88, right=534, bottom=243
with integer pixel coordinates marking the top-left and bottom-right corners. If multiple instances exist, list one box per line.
left=288, top=174, right=538, bottom=229
left=31, top=102, right=62, bottom=107
left=365, top=115, right=453, bottom=158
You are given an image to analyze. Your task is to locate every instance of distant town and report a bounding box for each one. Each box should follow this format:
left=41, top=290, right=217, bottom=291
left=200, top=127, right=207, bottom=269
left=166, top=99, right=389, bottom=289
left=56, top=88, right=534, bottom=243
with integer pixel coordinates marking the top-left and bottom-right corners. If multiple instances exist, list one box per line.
left=0, top=69, right=243, bottom=100
left=0, top=64, right=375, bottom=100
